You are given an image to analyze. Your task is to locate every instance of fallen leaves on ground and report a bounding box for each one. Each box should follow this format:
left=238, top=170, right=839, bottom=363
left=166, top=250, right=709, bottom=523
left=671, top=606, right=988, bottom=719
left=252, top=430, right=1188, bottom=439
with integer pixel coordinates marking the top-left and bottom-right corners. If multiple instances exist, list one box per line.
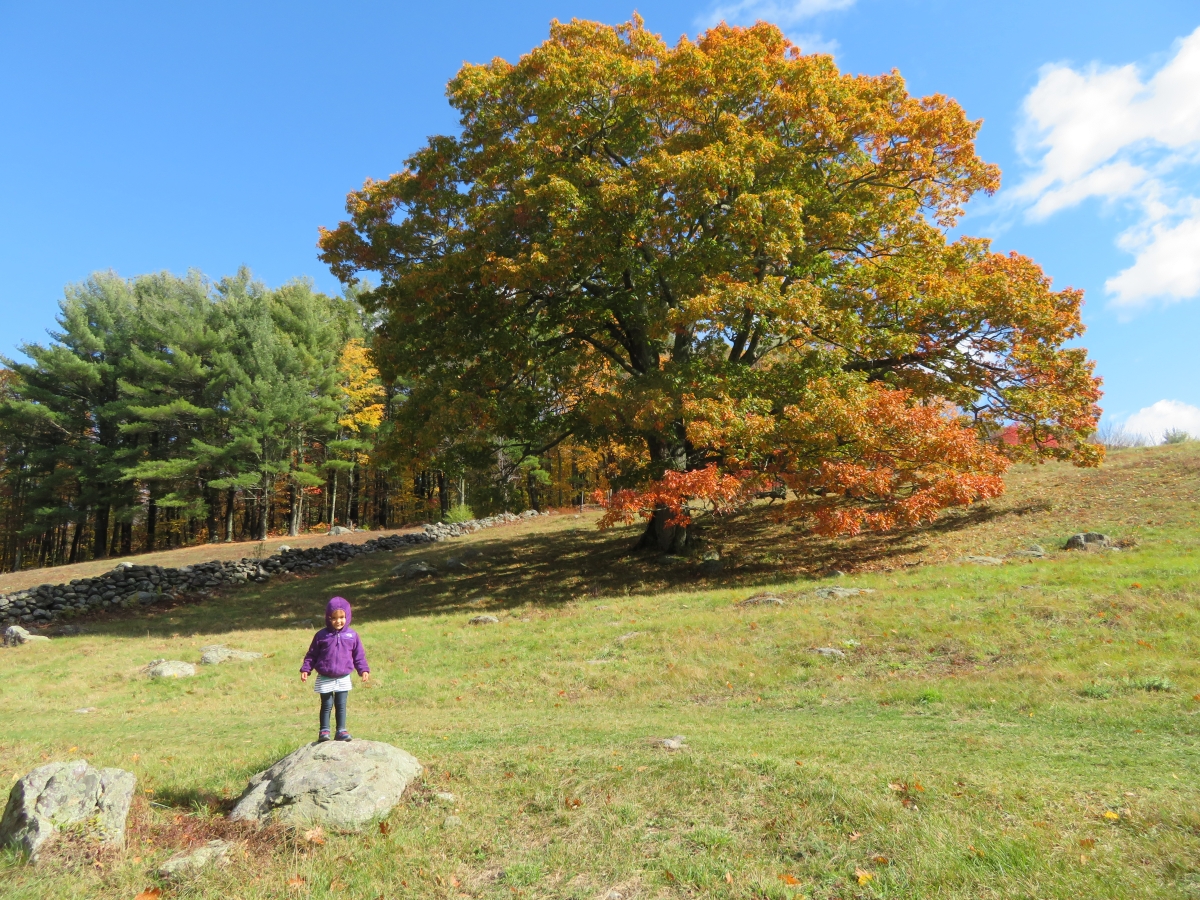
left=855, top=868, right=874, bottom=885
left=303, top=826, right=326, bottom=845
left=287, top=875, right=306, bottom=889
left=778, top=873, right=800, bottom=885
left=134, top=890, right=162, bottom=900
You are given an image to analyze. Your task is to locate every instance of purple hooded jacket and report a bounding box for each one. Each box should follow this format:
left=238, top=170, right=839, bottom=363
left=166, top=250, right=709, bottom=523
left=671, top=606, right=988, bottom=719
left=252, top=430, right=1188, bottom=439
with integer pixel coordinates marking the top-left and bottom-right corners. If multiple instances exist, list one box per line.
left=300, top=597, right=369, bottom=678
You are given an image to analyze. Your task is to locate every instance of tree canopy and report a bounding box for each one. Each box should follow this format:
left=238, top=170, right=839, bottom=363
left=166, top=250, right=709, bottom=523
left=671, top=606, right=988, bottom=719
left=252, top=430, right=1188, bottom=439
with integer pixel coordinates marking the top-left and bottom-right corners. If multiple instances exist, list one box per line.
left=320, top=17, right=1102, bottom=549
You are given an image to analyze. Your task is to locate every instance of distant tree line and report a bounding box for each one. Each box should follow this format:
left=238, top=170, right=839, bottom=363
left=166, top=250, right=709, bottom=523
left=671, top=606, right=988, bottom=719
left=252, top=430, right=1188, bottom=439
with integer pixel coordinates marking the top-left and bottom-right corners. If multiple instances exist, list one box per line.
left=0, top=269, right=605, bottom=572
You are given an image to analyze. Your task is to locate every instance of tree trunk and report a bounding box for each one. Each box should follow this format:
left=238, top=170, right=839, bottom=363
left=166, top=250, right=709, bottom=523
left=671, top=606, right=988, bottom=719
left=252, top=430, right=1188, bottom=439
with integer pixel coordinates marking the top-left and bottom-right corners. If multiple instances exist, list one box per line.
left=121, top=521, right=132, bottom=555
left=206, top=488, right=219, bottom=542
left=146, top=493, right=157, bottom=552
left=258, top=474, right=272, bottom=540
left=225, top=489, right=236, bottom=542
left=68, top=508, right=87, bottom=563
left=288, top=479, right=302, bottom=537
left=93, top=504, right=110, bottom=559
left=437, top=471, right=449, bottom=518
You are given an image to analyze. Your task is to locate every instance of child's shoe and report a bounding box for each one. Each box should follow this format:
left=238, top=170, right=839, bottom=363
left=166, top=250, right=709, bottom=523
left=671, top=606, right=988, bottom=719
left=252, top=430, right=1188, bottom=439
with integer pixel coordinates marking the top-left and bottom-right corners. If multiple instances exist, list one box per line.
left=335, top=730, right=352, bottom=742
left=317, top=729, right=331, bottom=743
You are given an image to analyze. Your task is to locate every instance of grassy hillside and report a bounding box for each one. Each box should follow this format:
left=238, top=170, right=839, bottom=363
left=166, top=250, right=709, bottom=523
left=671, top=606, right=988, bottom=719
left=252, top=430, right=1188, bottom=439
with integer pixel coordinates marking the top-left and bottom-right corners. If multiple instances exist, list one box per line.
left=1, top=444, right=1198, bottom=899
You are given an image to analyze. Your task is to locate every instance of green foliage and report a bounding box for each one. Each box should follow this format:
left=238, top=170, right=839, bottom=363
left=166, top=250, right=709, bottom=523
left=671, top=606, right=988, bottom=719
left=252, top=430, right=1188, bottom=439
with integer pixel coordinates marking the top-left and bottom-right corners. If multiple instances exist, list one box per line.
left=443, top=503, right=475, bottom=524
left=1163, top=429, right=1193, bottom=445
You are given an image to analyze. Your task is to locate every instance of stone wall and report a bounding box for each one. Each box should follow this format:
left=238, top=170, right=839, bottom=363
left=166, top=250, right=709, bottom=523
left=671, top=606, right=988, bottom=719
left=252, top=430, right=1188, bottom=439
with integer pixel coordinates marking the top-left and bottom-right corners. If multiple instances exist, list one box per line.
left=0, top=510, right=549, bottom=627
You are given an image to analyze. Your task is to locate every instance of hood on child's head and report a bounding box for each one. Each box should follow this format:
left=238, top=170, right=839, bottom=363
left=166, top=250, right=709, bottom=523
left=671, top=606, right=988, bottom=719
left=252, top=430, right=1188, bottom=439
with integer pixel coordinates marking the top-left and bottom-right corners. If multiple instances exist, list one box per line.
left=325, top=596, right=352, bottom=629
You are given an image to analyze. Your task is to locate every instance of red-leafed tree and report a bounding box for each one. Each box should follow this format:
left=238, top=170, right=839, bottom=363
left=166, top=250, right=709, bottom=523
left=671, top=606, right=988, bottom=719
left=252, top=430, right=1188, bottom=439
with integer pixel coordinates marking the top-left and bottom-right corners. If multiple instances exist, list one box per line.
left=319, top=17, right=1101, bottom=552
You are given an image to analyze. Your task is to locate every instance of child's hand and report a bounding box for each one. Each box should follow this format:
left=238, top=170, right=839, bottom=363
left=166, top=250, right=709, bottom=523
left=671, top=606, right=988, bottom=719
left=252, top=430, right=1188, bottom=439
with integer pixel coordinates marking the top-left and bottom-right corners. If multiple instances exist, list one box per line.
left=361, top=671, right=371, bottom=685
left=300, top=671, right=308, bottom=683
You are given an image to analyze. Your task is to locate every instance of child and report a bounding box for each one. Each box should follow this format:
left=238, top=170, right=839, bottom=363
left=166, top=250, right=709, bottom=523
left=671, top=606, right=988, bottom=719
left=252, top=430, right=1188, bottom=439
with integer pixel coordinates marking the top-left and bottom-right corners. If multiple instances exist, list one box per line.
left=300, top=596, right=370, bottom=742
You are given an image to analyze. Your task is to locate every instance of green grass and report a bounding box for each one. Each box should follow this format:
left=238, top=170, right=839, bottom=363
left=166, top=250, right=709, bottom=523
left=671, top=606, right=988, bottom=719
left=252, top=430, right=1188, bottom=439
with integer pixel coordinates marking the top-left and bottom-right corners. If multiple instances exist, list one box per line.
left=2, top=447, right=1200, bottom=899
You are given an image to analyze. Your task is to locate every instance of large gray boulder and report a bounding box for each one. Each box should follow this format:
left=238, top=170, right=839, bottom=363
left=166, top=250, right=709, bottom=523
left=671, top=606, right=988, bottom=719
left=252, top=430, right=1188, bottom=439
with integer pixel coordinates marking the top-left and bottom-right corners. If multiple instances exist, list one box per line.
left=0, top=760, right=135, bottom=860
left=199, top=645, right=264, bottom=665
left=229, top=740, right=421, bottom=830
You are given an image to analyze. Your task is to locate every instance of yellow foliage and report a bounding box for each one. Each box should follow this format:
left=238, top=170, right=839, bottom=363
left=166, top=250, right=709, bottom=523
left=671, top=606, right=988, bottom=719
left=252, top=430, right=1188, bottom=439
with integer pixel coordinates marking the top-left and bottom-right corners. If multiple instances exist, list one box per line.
left=338, top=339, right=385, bottom=433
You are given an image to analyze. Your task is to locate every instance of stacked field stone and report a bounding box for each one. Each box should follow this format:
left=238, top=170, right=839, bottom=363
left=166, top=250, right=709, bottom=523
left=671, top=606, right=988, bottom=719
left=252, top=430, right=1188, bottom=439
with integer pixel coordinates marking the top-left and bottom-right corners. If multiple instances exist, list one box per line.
left=0, top=510, right=550, bottom=627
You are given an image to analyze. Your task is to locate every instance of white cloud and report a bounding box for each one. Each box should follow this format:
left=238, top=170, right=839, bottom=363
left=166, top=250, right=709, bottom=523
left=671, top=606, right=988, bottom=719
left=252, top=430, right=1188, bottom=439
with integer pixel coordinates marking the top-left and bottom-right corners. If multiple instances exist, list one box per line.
left=699, top=0, right=855, bottom=29
left=1123, top=399, right=1200, bottom=442
left=696, top=0, right=854, bottom=54
left=1013, top=27, right=1200, bottom=310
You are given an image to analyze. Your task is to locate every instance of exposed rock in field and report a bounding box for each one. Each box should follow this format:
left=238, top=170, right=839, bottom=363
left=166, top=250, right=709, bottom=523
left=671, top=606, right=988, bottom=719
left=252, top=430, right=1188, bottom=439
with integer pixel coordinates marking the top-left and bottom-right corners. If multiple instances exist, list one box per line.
left=738, top=594, right=784, bottom=607
left=392, top=560, right=437, bottom=579
left=1010, top=545, right=1047, bottom=559
left=810, top=647, right=846, bottom=659
left=145, top=659, right=195, bottom=678
left=329, top=526, right=353, bottom=535
left=4, top=626, right=49, bottom=646
left=199, top=645, right=264, bottom=665
left=814, top=587, right=875, bottom=600
left=229, top=740, right=421, bottom=830
left=435, top=791, right=457, bottom=805
left=1065, top=532, right=1111, bottom=551
left=659, top=736, right=687, bottom=751
left=444, top=557, right=469, bottom=571
left=963, top=555, right=1005, bottom=566
left=73, top=707, right=97, bottom=714
left=442, top=815, right=463, bottom=828
left=0, top=760, right=135, bottom=860
left=469, top=614, right=499, bottom=625
left=158, top=839, right=235, bottom=877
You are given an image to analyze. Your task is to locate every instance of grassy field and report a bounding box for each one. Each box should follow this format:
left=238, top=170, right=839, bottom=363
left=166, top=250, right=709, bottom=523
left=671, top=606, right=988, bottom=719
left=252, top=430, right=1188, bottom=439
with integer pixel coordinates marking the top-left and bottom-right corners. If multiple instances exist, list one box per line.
left=1, top=444, right=1198, bottom=899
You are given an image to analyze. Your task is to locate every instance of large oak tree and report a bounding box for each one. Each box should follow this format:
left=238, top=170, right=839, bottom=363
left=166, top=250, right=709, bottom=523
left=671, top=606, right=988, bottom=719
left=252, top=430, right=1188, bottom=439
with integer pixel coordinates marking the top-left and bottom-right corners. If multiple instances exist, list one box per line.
left=320, top=18, right=1101, bottom=550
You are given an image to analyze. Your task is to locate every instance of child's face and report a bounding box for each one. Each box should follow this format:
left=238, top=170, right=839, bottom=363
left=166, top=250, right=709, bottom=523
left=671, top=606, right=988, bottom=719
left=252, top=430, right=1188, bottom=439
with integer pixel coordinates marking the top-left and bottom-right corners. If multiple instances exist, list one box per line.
left=329, top=609, right=347, bottom=631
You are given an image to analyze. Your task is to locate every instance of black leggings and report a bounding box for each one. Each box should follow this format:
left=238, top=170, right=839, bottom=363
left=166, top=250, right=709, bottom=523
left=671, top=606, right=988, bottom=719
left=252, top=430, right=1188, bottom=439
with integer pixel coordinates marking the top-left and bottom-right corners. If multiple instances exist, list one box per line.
left=319, top=690, right=348, bottom=733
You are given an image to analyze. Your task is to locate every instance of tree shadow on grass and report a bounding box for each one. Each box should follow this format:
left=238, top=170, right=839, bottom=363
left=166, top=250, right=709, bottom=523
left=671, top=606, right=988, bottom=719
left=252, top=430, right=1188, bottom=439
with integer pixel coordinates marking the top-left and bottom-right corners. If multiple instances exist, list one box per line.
left=61, top=498, right=1048, bottom=638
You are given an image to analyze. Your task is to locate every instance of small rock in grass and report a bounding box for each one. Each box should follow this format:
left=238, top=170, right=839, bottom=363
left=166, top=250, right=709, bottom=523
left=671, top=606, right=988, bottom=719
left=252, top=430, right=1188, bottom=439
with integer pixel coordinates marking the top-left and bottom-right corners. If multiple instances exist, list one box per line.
left=4, top=626, right=49, bottom=646
left=443, top=815, right=463, bottom=829
left=1065, top=532, right=1111, bottom=551
left=469, top=615, right=499, bottom=625
left=444, top=557, right=469, bottom=571
left=199, top=645, right=264, bottom=665
left=73, top=707, right=97, bottom=714
left=605, top=892, right=624, bottom=900
left=145, top=659, right=196, bottom=678
left=660, top=736, right=686, bottom=751
left=158, top=839, right=234, bottom=878
left=392, top=560, right=437, bottom=579
left=1010, top=545, right=1047, bottom=559
left=738, top=594, right=784, bottom=607
left=435, top=791, right=457, bottom=805
left=814, top=587, right=874, bottom=600
left=615, top=631, right=643, bottom=643
left=963, top=555, right=1005, bottom=566
left=810, top=647, right=846, bottom=659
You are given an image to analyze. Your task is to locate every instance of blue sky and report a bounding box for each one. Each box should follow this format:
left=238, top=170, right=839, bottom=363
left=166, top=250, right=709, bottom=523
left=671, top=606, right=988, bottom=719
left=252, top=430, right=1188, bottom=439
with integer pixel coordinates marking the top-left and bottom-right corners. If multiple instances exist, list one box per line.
left=2, top=0, right=1198, bottom=437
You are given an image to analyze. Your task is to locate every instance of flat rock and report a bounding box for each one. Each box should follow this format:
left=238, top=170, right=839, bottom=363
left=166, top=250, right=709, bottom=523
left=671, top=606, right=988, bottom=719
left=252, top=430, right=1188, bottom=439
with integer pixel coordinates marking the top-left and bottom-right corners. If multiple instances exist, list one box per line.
left=1010, top=545, right=1047, bottom=559
left=810, top=647, right=846, bottom=659
left=229, top=740, right=421, bottom=830
left=329, top=525, right=353, bottom=535
left=145, top=659, right=196, bottom=678
left=659, top=735, right=687, bottom=751
left=4, top=626, right=49, bottom=647
left=199, top=645, right=264, bottom=665
left=392, top=560, right=437, bottom=579
left=814, top=587, right=875, bottom=600
left=963, top=555, right=1005, bottom=566
left=0, top=760, right=135, bottom=860
left=469, top=615, right=499, bottom=625
left=435, top=791, right=457, bottom=805
left=1065, top=532, right=1111, bottom=551
left=615, top=631, right=643, bottom=643
left=442, top=815, right=462, bottom=828
left=738, top=594, right=784, bottom=607
left=158, top=839, right=234, bottom=877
